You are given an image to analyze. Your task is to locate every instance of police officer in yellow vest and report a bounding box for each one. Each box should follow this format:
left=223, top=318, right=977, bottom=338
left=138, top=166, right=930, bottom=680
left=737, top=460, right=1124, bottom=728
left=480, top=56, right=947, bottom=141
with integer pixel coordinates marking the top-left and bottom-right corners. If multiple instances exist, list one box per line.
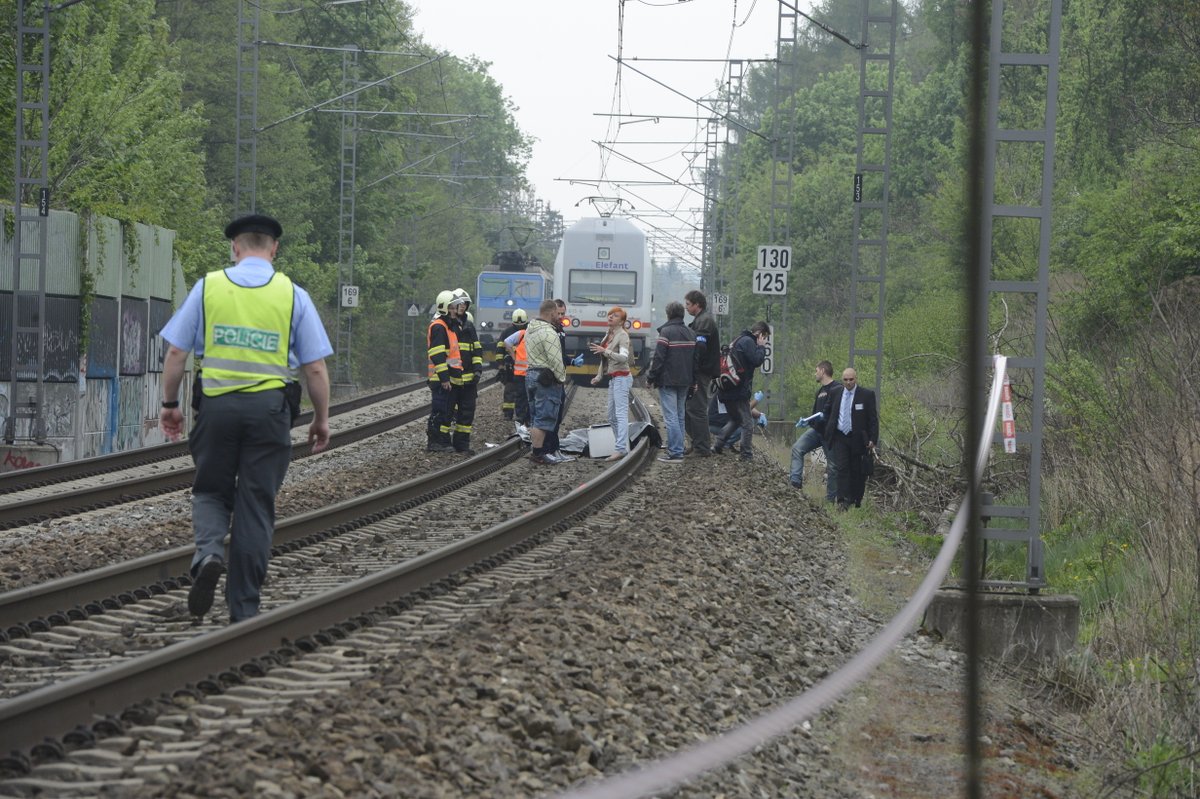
left=159, top=214, right=332, bottom=623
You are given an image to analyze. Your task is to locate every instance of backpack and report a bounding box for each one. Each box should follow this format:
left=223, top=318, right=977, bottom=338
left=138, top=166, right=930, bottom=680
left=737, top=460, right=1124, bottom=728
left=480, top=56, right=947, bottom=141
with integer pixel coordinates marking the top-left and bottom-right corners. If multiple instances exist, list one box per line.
left=710, top=338, right=745, bottom=392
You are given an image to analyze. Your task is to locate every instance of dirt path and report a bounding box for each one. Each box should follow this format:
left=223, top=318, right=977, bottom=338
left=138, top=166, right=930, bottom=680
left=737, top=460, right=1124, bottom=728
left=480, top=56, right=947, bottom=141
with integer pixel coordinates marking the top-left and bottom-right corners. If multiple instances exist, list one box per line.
left=762, top=438, right=1103, bottom=797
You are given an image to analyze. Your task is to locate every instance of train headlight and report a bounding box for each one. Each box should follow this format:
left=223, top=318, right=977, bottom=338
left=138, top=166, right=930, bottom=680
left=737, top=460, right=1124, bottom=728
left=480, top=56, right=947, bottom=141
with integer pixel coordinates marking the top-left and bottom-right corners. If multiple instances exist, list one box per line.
left=631, top=320, right=642, bottom=329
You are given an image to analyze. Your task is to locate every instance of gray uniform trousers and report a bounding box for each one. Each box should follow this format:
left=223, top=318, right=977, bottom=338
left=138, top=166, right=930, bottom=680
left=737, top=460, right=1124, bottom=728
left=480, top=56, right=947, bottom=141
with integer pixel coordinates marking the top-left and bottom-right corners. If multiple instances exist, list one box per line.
left=188, top=389, right=292, bottom=622
left=684, top=377, right=712, bottom=454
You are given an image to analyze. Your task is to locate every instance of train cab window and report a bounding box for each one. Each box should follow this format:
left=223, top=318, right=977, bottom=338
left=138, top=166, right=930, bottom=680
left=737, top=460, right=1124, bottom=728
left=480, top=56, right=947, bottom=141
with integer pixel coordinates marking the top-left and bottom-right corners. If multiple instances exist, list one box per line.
left=512, top=277, right=542, bottom=301
left=567, top=270, right=637, bottom=305
left=479, top=276, right=511, bottom=300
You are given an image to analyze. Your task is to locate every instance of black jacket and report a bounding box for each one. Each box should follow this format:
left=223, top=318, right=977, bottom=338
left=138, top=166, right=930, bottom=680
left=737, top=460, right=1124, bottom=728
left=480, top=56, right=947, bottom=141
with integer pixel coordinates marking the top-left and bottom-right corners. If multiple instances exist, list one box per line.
left=808, top=380, right=837, bottom=436
left=821, top=384, right=879, bottom=453
left=689, top=308, right=720, bottom=379
left=646, top=318, right=697, bottom=388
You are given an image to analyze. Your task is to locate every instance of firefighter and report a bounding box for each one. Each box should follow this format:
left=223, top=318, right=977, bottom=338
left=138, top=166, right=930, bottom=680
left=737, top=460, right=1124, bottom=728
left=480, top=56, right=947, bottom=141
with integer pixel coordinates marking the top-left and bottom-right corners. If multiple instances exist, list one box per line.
left=449, top=288, right=482, bottom=454
left=502, top=310, right=532, bottom=433
left=426, top=290, right=461, bottom=452
left=496, top=308, right=529, bottom=424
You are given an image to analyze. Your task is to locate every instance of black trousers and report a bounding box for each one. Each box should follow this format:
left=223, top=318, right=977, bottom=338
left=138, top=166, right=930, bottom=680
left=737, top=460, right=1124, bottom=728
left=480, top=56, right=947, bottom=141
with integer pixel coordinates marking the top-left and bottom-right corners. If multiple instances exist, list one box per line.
left=427, top=382, right=454, bottom=446
left=452, top=381, right=478, bottom=450
left=829, top=431, right=868, bottom=508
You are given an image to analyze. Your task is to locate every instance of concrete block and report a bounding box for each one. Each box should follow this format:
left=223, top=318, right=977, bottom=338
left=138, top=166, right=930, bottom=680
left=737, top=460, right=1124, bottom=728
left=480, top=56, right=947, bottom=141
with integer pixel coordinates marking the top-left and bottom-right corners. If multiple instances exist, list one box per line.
left=0, top=444, right=60, bottom=473
left=924, top=589, right=1080, bottom=663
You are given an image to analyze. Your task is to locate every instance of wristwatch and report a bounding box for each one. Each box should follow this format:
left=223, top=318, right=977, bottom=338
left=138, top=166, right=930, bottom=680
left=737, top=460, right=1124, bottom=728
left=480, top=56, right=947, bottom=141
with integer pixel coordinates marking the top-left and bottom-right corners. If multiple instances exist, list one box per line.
left=161, top=400, right=180, bottom=409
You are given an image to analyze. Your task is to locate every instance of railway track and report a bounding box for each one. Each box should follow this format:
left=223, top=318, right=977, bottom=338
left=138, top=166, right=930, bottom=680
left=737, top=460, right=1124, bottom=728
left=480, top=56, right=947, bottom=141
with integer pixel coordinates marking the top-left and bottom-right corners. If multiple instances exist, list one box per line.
left=0, top=380, right=438, bottom=531
left=0, top=392, right=652, bottom=772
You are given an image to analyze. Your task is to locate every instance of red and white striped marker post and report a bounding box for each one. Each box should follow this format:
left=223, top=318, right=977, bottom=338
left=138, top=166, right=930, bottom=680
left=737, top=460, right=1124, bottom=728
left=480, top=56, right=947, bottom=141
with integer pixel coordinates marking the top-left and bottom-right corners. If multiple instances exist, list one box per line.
left=1001, top=372, right=1016, bottom=453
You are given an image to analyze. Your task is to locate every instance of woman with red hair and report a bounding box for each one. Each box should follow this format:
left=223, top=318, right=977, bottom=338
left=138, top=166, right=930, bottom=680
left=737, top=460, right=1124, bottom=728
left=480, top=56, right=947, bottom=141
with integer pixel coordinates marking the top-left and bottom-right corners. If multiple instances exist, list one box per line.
left=589, top=307, right=633, bottom=460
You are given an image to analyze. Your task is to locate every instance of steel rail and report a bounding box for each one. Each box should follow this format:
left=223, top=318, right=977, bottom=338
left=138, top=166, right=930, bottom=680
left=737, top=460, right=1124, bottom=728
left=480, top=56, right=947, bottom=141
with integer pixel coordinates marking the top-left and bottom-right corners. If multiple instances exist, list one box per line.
left=0, top=424, right=652, bottom=754
left=0, top=436, right=525, bottom=632
left=0, top=399, right=439, bottom=532
left=0, top=381, right=424, bottom=495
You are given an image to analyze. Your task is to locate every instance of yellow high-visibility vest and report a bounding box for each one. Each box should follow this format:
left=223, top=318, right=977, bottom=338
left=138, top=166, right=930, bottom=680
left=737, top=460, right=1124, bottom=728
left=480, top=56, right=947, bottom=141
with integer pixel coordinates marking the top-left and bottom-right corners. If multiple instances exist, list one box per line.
left=200, top=270, right=295, bottom=396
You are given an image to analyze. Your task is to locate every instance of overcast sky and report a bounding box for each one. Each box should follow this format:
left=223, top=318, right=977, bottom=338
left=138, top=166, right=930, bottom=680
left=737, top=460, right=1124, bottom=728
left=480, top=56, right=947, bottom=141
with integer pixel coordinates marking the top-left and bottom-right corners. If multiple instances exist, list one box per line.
left=408, top=0, right=805, bottom=260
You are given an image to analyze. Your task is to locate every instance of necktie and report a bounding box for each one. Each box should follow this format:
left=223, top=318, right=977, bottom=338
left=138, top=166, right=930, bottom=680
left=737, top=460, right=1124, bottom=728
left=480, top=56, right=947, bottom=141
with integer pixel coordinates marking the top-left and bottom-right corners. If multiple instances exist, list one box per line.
left=839, top=389, right=853, bottom=434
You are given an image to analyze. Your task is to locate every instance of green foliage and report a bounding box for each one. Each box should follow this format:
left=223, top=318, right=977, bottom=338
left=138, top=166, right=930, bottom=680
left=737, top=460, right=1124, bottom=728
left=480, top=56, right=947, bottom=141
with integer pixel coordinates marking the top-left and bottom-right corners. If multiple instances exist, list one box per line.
left=1126, top=735, right=1197, bottom=798
left=1056, top=133, right=1200, bottom=334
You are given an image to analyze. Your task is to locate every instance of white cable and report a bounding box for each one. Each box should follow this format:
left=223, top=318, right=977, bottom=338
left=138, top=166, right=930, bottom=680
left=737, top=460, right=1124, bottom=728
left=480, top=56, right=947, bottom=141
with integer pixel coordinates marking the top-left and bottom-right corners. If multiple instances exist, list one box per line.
left=555, top=356, right=1010, bottom=799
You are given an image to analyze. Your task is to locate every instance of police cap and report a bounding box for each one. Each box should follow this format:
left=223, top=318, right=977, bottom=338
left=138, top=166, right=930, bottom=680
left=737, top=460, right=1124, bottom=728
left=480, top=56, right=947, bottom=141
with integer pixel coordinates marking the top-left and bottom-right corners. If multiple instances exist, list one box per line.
left=224, top=214, right=283, bottom=240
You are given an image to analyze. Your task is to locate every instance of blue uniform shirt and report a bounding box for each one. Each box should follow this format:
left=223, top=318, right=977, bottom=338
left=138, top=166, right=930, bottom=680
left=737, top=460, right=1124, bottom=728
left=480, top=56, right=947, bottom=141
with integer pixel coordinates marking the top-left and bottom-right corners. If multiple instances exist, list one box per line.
left=160, top=257, right=333, bottom=368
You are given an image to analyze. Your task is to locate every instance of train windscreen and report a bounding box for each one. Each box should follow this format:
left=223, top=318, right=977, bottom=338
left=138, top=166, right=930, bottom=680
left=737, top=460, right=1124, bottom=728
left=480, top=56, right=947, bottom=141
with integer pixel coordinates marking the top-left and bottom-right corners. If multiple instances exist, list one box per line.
left=479, top=275, right=544, bottom=303
left=567, top=270, right=637, bottom=305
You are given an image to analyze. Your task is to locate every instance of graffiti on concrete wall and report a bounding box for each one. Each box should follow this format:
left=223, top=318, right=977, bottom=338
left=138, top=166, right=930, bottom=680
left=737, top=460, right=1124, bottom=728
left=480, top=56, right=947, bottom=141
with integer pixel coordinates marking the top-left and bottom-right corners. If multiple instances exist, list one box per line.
left=119, top=299, right=148, bottom=376
left=44, top=297, right=81, bottom=382
left=149, top=299, right=173, bottom=373
left=87, top=297, right=118, bottom=378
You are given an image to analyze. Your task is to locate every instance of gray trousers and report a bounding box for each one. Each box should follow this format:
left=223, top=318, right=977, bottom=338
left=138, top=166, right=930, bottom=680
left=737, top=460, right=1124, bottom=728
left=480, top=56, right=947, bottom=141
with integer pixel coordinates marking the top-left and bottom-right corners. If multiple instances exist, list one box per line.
left=188, top=389, right=292, bottom=622
left=684, top=378, right=712, bottom=454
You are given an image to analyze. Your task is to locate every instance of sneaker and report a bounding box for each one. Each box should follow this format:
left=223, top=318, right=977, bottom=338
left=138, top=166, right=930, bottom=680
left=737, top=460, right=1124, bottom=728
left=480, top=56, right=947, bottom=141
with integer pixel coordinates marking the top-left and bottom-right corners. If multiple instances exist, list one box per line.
left=553, top=451, right=577, bottom=463
left=604, top=453, right=625, bottom=462
left=188, top=555, right=225, bottom=617
left=657, top=454, right=684, bottom=463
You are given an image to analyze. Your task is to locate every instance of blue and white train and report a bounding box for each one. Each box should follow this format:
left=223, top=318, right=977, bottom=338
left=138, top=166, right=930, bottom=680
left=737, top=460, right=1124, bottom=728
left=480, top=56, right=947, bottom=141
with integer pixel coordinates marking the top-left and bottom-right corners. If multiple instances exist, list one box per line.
left=473, top=252, right=553, bottom=355
left=553, top=216, right=655, bottom=378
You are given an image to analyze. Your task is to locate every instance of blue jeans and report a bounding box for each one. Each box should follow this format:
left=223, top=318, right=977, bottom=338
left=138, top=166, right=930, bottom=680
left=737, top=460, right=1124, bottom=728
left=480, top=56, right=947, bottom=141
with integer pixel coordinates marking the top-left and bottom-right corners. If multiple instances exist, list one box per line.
left=717, top=396, right=754, bottom=458
left=658, top=385, right=689, bottom=457
left=607, top=374, right=632, bottom=454
left=790, top=427, right=836, bottom=499
left=525, top=372, right=563, bottom=432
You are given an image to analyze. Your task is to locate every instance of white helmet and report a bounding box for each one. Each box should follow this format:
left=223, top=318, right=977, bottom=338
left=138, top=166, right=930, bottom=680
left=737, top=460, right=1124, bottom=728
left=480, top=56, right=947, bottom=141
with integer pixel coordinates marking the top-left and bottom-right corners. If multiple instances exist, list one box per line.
left=465, top=311, right=474, bottom=324
left=435, top=289, right=455, bottom=315
left=450, top=288, right=472, bottom=309
left=511, top=308, right=528, bottom=325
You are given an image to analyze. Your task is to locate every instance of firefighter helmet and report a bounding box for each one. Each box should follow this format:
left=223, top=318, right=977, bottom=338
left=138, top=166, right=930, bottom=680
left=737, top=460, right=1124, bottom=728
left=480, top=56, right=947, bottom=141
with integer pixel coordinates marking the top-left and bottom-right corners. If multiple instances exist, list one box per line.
left=511, top=308, right=528, bottom=325
left=450, top=288, right=472, bottom=309
left=435, top=290, right=455, bottom=315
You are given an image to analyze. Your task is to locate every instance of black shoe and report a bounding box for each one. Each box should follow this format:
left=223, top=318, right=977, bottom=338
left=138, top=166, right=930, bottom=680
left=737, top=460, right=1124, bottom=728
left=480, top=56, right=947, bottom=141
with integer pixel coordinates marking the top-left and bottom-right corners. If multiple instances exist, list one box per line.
left=188, top=556, right=225, bottom=617
left=426, top=442, right=454, bottom=453
left=791, top=481, right=802, bottom=489
left=712, top=443, right=724, bottom=455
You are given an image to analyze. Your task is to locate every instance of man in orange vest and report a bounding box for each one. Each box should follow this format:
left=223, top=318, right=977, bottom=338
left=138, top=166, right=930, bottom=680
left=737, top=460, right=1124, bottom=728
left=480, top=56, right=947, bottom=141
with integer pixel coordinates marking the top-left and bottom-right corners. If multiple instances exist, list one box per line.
left=500, top=308, right=530, bottom=431
left=426, top=290, right=461, bottom=452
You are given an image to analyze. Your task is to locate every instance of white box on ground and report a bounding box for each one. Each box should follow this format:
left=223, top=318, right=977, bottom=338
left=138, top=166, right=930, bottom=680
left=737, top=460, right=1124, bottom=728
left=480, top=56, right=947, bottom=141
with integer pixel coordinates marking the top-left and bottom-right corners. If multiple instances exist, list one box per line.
left=587, top=424, right=616, bottom=458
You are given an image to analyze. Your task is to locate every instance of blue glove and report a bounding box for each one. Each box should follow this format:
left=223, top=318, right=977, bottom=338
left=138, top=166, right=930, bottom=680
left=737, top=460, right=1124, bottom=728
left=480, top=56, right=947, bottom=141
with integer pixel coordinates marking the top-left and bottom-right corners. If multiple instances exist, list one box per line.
left=756, top=415, right=768, bottom=428
left=571, top=353, right=584, bottom=367
left=795, top=418, right=808, bottom=428
left=753, top=390, right=764, bottom=403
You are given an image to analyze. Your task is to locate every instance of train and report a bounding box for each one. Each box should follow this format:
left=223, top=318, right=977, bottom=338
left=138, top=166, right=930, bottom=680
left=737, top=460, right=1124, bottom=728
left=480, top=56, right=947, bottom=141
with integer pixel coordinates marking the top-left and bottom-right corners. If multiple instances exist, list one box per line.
left=554, top=216, right=655, bottom=379
left=473, top=251, right=553, bottom=355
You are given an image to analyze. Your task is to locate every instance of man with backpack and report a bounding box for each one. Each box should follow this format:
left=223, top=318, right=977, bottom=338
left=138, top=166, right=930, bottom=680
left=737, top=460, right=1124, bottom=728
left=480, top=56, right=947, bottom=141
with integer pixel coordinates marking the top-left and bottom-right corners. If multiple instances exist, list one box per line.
left=712, top=321, right=769, bottom=461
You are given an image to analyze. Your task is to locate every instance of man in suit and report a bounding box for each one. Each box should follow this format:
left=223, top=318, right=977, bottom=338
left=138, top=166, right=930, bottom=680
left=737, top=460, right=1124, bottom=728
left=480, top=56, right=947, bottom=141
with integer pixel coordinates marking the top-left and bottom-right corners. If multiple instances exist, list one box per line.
left=822, top=367, right=879, bottom=510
